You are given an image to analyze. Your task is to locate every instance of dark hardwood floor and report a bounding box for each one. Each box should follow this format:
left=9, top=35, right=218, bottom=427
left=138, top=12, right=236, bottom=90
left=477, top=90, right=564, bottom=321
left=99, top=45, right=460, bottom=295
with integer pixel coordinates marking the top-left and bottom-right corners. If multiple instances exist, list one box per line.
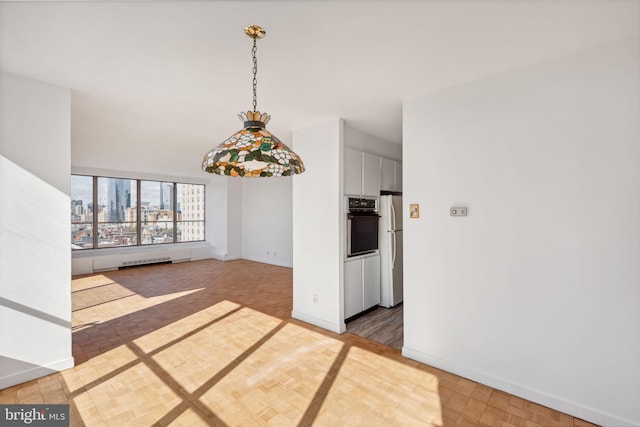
left=346, top=304, right=403, bottom=349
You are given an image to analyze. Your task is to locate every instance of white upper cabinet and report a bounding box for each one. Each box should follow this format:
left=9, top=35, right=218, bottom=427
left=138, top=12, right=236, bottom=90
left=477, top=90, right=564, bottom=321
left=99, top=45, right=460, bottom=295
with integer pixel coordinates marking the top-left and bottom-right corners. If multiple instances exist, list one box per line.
left=381, top=157, right=403, bottom=192
left=344, top=147, right=401, bottom=195
left=344, top=147, right=362, bottom=196
left=362, top=152, right=381, bottom=196
left=381, top=157, right=396, bottom=192
left=395, top=161, right=402, bottom=192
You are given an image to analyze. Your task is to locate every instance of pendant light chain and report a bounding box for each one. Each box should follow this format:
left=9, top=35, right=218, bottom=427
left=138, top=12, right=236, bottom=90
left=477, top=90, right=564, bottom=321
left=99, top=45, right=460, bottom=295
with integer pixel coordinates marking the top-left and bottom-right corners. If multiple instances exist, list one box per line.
left=252, top=37, right=258, bottom=113
left=202, top=25, right=305, bottom=177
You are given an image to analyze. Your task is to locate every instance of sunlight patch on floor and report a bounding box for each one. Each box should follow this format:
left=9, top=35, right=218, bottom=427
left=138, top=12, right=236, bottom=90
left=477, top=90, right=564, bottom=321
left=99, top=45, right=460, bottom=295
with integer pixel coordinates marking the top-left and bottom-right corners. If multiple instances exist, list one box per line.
left=132, top=299, right=240, bottom=354
left=314, top=346, right=443, bottom=426
left=71, top=344, right=139, bottom=388
left=85, top=361, right=180, bottom=424
left=71, top=274, right=205, bottom=328
left=151, top=306, right=283, bottom=394
left=197, top=321, right=345, bottom=426
left=71, top=274, right=116, bottom=292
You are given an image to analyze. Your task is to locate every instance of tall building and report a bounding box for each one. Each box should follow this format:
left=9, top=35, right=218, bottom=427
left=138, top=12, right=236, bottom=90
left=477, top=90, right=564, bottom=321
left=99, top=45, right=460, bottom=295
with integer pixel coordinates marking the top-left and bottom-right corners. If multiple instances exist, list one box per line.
left=107, top=179, right=131, bottom=221
left=179, top=184, right=205, bottom=241
left=160, top=182, right=173, bottom=210
left=98, top=207, right=109, bottom=222
left=125, top=207, right=137, bottom=222
left=71, top=199, right=82, bottom=211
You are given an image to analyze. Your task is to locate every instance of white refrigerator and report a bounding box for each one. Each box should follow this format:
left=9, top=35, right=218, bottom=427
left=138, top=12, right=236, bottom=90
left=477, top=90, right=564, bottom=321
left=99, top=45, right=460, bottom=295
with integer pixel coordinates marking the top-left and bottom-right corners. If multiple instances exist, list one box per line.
left=379, top=194, right=403, bottom=308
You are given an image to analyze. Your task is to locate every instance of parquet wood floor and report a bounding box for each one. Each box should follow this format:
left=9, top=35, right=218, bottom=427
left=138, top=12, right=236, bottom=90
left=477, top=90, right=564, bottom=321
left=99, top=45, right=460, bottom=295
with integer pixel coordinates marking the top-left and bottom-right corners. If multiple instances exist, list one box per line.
left=0, top=259, right=599, bottom=427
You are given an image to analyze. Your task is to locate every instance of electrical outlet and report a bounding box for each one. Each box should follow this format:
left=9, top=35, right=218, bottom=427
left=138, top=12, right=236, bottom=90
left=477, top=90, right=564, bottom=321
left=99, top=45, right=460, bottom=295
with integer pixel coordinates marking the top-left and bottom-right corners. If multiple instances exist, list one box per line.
left=313, top=294, right=318, bottom=304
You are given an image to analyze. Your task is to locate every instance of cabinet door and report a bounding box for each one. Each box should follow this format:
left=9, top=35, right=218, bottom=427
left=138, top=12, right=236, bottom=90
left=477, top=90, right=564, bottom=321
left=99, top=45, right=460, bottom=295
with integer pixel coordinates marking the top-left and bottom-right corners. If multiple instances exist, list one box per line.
left=344, top=147, right=363, bottom=195
left=394, top=161, right=403, bottom=192
left=344, top=259, right=363, bottom=319
left=362, top=152, right=381, bottom=196
left=363, top=255, right=381, bottom=310
left=381, top=157, right=395, bottom=192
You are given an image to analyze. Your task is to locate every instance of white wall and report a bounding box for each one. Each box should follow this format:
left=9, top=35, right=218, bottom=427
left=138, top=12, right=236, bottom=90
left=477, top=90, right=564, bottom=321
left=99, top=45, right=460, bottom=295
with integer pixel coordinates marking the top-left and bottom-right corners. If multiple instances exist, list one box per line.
left=344, top=124, right=402, bottom=161
left=0, top=72, right=74, bottom=388
left=292, top=118, right=345, bottom=333
left=225, top=178, right=243, bottom=260
left=242, top=177, right=293, bottom=267
left=402, top=39, right=640, bottom=427
left=207, top=177, right=230, bottom=260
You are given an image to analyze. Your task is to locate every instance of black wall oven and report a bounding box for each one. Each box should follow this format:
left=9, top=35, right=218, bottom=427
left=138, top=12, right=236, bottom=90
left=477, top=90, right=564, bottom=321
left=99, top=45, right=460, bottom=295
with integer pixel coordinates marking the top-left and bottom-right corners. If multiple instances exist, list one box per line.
left=347, top=197, right=379, bottom=257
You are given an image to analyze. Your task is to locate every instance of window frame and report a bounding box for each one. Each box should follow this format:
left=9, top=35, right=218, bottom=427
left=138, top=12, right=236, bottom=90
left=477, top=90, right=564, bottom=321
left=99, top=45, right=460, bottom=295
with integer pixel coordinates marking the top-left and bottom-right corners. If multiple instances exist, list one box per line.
left=71, top=174, right=206, bottom=250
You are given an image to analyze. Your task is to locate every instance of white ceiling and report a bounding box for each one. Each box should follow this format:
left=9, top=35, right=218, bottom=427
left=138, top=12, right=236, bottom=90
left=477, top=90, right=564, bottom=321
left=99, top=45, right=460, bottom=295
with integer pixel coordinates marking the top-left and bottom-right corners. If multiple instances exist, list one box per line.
left=1, top=1, right=638, bottom=175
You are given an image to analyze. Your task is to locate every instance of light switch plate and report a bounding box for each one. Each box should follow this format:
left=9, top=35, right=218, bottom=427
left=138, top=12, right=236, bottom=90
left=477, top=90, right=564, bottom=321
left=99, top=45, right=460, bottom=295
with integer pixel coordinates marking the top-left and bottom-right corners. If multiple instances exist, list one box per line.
left=450, top=207, right=467, bottom=216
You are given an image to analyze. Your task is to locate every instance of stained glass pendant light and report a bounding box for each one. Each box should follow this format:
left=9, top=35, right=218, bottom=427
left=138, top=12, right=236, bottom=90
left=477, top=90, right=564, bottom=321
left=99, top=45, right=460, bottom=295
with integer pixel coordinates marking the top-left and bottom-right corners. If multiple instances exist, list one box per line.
left=202, top=25, right=305, bottom=177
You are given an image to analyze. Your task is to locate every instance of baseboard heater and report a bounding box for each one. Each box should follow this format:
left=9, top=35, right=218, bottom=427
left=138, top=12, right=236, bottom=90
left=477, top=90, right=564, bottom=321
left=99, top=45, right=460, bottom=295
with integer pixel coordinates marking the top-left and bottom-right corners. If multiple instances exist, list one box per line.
left=92, top=249, right=192, bottom=272
left=119, top=257, right=173, bottom=269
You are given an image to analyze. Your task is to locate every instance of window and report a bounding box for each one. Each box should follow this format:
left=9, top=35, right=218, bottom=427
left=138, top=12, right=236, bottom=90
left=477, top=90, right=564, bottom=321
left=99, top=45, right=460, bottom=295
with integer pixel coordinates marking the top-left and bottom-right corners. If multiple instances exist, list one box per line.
left=141, top=181, right=173, bottom=245
left=97, top=177, right=137, bottom=248
left=71, top=175, right=205, bottom=250
left=177, top=183, right=206, bottom=242
left=71, top=175, right=94, bottom=249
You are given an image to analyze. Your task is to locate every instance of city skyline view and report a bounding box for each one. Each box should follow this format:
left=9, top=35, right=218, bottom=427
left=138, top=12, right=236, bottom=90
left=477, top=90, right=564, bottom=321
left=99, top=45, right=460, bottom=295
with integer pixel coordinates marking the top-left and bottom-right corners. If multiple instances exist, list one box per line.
left=72, top=176, right=180, bottom=210
left=71, top=175, right=205, bottom=249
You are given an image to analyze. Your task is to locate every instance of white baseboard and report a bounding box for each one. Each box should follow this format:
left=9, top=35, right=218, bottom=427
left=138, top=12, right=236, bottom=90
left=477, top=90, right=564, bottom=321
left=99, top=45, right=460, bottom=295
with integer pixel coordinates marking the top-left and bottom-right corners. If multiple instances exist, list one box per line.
left=210, top=253, right=292, bottom=268
left=242, top=255, right=293, bottom=268
left=224, top=253, right=242, bottom=261
left=291, top=310, right=346, bottom=334
left=0, top=357, right=75, bottom=390
left=401, top=346, right=636, bottom=427
left=211, top=252, right=241, bottom=261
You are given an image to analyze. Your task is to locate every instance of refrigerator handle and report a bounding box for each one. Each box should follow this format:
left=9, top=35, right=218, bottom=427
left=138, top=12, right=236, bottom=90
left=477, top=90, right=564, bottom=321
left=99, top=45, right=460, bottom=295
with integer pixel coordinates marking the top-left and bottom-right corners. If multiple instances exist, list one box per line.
left=391, top=230, right=397, bottom=265
left=390, top=198, right=397, bottom=232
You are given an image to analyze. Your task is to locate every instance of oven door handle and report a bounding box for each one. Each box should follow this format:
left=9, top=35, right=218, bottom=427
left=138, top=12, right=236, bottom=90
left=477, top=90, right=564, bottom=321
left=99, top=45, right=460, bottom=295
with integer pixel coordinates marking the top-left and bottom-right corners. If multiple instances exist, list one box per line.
left=347, top=213, right=380, bottom=219
left=346, top=217, right=352, bottom=256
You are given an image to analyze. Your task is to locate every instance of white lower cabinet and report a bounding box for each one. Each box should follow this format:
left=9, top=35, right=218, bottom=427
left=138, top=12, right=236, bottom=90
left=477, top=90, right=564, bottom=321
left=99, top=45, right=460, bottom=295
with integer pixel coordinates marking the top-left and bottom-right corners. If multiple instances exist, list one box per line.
left=344, top=254, right=381, bottom=319
left=363, top=255, right=381, bottom=310
left=344, top=258, right=363, bottom=319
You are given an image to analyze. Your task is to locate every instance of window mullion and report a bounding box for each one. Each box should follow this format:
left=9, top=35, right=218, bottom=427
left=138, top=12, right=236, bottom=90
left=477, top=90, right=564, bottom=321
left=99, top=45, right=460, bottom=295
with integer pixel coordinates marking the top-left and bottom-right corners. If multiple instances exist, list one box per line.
left=137, top=179, right=142, bottom=246
left=93, top=176, right=98, bottom=249
left=173, top=182, right=177, bottom=243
